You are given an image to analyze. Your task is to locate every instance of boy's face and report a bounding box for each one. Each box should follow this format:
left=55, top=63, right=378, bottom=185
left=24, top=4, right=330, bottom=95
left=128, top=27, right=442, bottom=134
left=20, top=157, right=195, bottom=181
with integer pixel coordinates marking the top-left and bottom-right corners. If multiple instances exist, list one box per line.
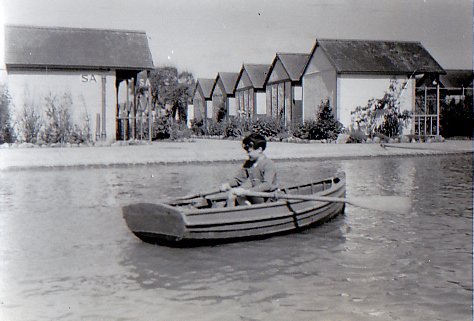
left=246, top=146, right=262, bottom=161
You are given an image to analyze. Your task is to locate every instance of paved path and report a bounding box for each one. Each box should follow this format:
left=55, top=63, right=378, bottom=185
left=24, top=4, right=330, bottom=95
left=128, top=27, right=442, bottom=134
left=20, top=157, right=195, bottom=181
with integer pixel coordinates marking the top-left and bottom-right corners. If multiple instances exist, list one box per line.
left=0, top=139, right=471, bottom=170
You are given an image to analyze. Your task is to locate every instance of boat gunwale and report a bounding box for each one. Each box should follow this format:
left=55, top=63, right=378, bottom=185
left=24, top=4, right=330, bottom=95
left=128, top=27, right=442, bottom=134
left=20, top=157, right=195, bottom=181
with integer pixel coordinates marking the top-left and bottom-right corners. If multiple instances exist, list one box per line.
left=176, top=175, right=345, bottom=217
left=184, top=187, right=346, bottom=229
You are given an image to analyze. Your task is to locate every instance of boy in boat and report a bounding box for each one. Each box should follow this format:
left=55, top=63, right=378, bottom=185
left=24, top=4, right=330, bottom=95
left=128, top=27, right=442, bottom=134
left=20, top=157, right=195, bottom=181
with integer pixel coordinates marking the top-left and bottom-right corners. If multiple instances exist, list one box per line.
left=220, top=133, right=278, bottom=206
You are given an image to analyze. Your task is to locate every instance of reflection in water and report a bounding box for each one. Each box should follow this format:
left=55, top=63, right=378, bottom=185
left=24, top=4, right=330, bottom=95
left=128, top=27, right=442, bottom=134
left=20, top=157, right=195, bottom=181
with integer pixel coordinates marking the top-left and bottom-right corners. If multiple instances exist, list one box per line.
left=0, top=154, right=472, bottom=320
left=120, top=217, right=347, bottom=292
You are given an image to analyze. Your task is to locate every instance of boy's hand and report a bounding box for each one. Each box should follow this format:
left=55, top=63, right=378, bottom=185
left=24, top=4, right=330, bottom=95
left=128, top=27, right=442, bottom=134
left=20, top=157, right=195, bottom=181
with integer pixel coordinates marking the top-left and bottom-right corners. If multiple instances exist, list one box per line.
left=220, top=183, right=231, bottom=192
left=230, top=187, right=246, bottom=196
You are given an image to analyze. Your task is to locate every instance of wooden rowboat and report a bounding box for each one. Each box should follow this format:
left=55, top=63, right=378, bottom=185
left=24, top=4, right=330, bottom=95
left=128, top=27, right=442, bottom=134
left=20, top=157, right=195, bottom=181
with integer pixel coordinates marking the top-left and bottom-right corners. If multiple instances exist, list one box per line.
left=123, top=174, right=345, bottom=246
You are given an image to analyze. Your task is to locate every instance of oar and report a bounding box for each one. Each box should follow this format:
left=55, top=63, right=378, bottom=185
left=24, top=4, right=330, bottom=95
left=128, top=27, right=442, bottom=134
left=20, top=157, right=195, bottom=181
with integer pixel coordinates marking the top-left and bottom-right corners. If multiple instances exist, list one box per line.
left=175, top=188, right=224, bottom=201
left=240, top=190, right=411, bottom=214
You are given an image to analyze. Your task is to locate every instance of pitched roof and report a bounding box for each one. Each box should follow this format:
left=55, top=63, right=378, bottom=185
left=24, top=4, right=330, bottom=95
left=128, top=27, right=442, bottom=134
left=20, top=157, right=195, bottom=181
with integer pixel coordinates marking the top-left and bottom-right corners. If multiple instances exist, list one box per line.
left=195, top=78, right=214, bottom=99
left=239, top=64, right=271, bottom=89
left=214, top=72, right=239, bottom=95
left=309, top=39, right=445, bottom=75
left=5, top=25, right=154, bottom=70
left=275, top=53, right=310, bottom=81
left=440, top=69, right=473, bottom=88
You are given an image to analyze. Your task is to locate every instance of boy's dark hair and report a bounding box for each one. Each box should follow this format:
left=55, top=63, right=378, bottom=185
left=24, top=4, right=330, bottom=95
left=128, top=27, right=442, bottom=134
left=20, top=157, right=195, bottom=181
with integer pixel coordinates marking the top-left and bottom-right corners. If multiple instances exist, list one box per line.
left=242, top=133, right=267, bottom=151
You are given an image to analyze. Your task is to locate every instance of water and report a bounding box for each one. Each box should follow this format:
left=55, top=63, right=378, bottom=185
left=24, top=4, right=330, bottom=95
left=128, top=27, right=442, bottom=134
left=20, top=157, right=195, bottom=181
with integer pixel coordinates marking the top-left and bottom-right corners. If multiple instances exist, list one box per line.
left=0, top=154, right=472, bottom=321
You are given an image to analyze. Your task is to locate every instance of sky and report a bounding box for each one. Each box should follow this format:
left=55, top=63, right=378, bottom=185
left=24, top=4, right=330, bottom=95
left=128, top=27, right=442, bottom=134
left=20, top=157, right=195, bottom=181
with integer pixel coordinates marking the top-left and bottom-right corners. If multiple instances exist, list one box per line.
left=1, top=0, right=472, bottom=79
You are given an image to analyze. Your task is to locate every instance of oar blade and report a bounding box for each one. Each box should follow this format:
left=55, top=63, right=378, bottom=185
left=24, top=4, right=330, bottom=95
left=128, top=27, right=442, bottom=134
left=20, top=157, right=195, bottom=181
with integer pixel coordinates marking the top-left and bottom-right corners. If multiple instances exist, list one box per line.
left=349, top=196, right=411, bottom=214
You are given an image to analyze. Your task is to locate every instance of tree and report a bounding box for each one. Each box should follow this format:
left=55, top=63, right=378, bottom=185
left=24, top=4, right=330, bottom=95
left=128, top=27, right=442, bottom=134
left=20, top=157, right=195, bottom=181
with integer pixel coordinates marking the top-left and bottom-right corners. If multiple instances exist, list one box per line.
left=350, top=80, right=412, bottom=138
left=315, top=99, right=343, bottom=140
left=149, top=67, right=195, bottom=122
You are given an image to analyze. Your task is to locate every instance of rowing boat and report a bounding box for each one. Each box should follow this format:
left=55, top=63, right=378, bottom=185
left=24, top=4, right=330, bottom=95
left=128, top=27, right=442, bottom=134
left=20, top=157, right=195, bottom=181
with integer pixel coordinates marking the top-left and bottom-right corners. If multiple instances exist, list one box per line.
left=123, top=174, right=345, bottom=246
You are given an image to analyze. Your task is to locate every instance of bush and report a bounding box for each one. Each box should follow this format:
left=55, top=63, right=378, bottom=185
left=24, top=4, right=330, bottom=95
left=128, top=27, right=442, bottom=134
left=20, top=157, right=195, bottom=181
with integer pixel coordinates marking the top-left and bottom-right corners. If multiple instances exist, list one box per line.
left=169, top=121, right=192, bottom=140
left=292, top=119, right=319, bottom=140
left=0, top=85, right=14, bottom=143
left=17, top=101, right=42, bottom=144
left=251, top=116, right=284, bottom=138
left=293, top=100, right=342, bottom=140
left=345, top=127, right=367, bottom=143
left=440, top=96, right=473, bottom=138
left=350, top=80, right=412, bottom=138
left=42, top=93, right=74, bottom=144
left=206, top=119, right=224, bottom=136
left=151, top=115, right=172, bottom=139
left=222, top=117, right=247, bottom=138
left=151, top=115, right=191, bottom=140
left=190, top=119, right=205, bottom=136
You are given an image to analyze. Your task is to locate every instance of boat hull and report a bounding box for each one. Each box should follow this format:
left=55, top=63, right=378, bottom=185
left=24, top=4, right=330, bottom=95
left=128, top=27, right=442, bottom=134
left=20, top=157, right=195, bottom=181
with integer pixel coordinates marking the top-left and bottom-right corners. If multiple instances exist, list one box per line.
left=123, top=175, right=345, bottom=246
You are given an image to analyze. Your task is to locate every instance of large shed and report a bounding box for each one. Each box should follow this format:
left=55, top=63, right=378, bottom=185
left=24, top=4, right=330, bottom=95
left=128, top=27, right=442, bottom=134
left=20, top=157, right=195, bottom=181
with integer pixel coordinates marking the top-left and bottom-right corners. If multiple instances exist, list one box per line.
left=192, top=78, right=214, bottom=123
left=4, top=24, right=154, bottom=142
left=210, top=72, right=239, bottom=121
left=235, top=64, right=270, bottom=120
left=302, top=39, right=445, bottom=135
left=265, top=53, right=309, bottom=127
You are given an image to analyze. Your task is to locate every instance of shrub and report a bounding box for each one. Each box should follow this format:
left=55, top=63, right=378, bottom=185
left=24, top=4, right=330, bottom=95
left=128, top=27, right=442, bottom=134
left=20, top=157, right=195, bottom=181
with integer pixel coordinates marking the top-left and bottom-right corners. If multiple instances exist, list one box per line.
left=17, top=101, right=42, bottom=143
left=350, top=80, right=412, bottom=138
left=151, top=116, right=192, bottom=140
left=0, top=85, right=14, bottom=143
left=251, top=116, right=284, bottom=138
left=222, top=117, right=246, bottom=138
left=42, top=93, right=74, bottom=144
left=345, top=127, right=367, bottom=143
left=292, top=119, right=319, bottom=140
left=293, top=100, right=342, bottom=140
left=151, top=115, right=172, bottom=139
left=440, top=96, right=473, bottom=138
left=190, top=119, right=205, bottom=136
left=206, top=119, right=224, bottom=136
left=169, top=121, right=192, bottom=140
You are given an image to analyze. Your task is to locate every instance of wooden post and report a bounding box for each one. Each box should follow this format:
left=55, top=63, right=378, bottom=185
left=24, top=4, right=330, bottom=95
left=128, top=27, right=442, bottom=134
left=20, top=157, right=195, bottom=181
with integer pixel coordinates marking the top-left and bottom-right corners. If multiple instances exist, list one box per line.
left=148, top=81, right=152, bottom=144
left=412, top=80, right=416, bottom=137
left=95, top=113, right=101, bottom=141
left=131, top=78, right=136, bottom=140
left=436, top=82, right=440, bottom=136
left=115, top=80, right=120, bottom=141
left=101, top=75, right=107, bottom=140
left=125, top=80, right=130, bottom=140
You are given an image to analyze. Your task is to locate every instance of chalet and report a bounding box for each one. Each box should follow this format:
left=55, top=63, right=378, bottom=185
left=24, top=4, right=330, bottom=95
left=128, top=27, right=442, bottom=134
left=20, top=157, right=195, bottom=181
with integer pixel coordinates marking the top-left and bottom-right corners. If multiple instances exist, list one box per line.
left=192, top=78, right=214, bottom=123
left=210, top=72, right=239, bottom=121
left=4, top=25, right=154, bottom=142
left=302, top=39, right=445, bottom=135
left=235, top=64, right=270, bottom=120
left=265, top=53, right=309, bottom=127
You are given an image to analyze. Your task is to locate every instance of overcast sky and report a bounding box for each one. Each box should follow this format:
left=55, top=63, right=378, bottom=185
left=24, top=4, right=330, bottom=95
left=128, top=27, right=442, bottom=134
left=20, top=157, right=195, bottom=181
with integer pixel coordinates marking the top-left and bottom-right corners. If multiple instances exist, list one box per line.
left=1, top=0, right=472, bottom=79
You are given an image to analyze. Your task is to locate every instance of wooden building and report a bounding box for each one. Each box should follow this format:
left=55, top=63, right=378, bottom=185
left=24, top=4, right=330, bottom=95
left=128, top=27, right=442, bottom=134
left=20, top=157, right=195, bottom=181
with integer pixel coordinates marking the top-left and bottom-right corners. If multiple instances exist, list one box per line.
left=192, top=78, right=214, bottom=122
left=235, top=64, right=270, bottom=120
left=302, top=39, right=445, bottom=135
left=210, top=72, right=239, bottom=121
left=4, top=25, right=154, bottom=142
left=265, top=53, right=310, bottom=127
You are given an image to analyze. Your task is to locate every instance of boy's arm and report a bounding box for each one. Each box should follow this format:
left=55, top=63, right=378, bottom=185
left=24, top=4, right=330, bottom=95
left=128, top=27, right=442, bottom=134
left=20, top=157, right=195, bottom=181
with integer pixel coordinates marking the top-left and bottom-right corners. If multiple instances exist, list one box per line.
left=249, top=161, right=277, bottom=192
left=229, top=168, right=248, bottom=187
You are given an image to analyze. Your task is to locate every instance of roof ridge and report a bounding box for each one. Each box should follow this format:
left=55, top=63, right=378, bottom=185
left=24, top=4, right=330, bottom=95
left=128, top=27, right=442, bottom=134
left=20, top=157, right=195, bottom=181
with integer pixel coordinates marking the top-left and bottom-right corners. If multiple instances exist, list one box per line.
left=5, top=24, right=147, bottom=35
left=316, top=38, right=422, bottom=44
left=276, top=52, right=310, bottom=56
left=243, top=63, right=271, bottom=67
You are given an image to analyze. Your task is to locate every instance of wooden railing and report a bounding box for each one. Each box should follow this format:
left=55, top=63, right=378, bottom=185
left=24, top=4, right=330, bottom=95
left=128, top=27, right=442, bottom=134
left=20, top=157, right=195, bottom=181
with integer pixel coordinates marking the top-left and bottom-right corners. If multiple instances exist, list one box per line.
left=414, top=114, right=438, bottom=137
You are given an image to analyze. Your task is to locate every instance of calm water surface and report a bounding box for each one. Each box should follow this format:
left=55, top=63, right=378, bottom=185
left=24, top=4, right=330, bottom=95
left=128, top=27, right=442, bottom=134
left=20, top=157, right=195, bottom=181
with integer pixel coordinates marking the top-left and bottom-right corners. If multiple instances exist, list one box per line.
left=0, top=154, right=472, bottom=321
